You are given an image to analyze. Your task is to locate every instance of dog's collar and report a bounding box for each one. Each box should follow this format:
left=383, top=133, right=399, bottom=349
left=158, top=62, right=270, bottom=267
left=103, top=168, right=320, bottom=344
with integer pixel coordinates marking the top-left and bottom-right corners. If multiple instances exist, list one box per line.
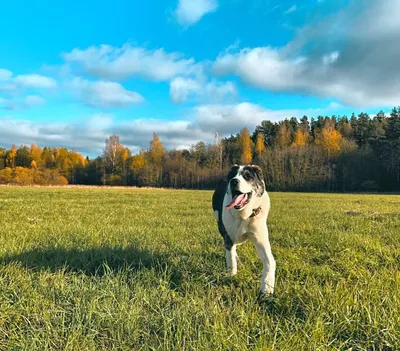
left=249, top=206, right=262, bottom=218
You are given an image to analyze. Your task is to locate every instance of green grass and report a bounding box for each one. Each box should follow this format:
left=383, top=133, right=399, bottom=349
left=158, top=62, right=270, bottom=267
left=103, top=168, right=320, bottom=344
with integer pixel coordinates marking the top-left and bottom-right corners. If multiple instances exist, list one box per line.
left=0, top=186, right=399, bottom=351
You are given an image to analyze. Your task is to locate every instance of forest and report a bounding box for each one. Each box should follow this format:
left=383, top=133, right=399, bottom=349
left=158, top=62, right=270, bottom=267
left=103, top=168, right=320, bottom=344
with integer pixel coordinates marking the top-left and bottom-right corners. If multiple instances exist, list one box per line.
left=1, top=107, right=400, bottom=192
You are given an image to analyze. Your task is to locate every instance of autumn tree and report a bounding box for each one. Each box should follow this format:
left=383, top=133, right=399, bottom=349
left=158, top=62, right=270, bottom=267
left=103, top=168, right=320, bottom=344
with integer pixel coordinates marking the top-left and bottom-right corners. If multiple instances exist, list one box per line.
left=103, top=135, right=123, bottom=174
left=121, top=147, right=131, bottom=185
left=0, top=148, right=6, bottom=169
left=291, top=128, right=310, bottom=148
left=255, top=132, right=266, bottom=158
left=148, top=133, right=165, bottom=185
left=6, top=145, right=17, bottom=168
left=131, top=152, right=146, bottom=172
left=239, top=128, right=252, bottom=164
left=315, top=119, right=343, bottom=156
left=41, top=147, right=56, bottom=168
left=30, top=143, right=43, bottom=167
left=275, top=122, right=292, bottom=149
left=149, top=133, right=164, bottom=164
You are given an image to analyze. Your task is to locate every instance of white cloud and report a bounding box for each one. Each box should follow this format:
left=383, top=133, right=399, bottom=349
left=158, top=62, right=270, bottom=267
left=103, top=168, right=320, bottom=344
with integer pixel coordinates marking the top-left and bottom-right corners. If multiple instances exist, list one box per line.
left=14, top=74, right=57, bottom=88
left=284, top=5, right=297, bottom=14
left=24, top=95, right=45, bottom=107
left=170, top=77, right=236, bottom=103
left=214, top=47, right=307, bottom=92
left=0, top=114, right=113, bottom=156
left=0, top=95, right=45, bottom=110
left=63, top=44, right=200, bottom=81
left=213, top=0, right=400, bottom=108
left=68, top=78, right=144, bottom=108
left=0, top=69, right=12, bottom=81
left=322, top=51, right=339, bottom=65
left=175, top=0, right=218, bottom=25
left=0, top=101, right=342, bottom=156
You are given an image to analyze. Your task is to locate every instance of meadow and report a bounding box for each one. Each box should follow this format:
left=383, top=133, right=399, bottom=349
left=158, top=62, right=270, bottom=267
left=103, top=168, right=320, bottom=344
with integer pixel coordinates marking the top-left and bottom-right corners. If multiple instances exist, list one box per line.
left=0, top=186, right=399, bottom=350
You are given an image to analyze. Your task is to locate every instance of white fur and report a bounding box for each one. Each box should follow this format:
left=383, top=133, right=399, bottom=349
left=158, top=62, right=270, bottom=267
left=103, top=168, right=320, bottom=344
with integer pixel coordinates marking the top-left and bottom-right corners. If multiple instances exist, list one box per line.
left=225, top=245, right=238, bottom=276
left=222, top=174, right=276, bottom=295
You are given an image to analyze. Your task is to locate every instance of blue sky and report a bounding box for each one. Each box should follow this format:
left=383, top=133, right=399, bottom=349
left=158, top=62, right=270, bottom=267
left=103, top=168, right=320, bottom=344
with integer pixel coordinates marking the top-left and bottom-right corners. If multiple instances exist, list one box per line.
left=0, top=0, right=398, bottom=157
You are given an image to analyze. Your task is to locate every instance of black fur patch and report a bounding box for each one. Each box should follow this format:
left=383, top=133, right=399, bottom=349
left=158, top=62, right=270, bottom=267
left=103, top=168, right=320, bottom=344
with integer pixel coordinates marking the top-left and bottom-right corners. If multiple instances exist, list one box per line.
left=227, top=165, right=240, bottom=181
left=212, top=180, right=233, bottom=250
left=241, top=165, right=265, bottom=197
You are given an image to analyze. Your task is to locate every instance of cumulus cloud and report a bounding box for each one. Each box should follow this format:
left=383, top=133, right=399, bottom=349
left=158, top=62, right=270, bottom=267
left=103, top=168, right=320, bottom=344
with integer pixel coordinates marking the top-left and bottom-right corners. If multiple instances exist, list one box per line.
left=14, top=74, right=57, bottom=88
left=24, top=95, right=46, bottom=108
left=68, top=78, right=144, bottom=108
left=0, top=101, right=342, bottom=156
left=0, top=114, right=114, bottom=156
left=214, top=0, right=400, bottom=108
left=0, top=69, right=56, bottom=93
left=62, top=44, right=200, bottom=81
left=169, top=77, right=236, bottom=103
left=214, top=47, right=307, bottom=92
left=0, top=95, right=45, bottom=110
left=0, top=69, right=12, bottom=81
left=175, top=0, right=218, bottom=25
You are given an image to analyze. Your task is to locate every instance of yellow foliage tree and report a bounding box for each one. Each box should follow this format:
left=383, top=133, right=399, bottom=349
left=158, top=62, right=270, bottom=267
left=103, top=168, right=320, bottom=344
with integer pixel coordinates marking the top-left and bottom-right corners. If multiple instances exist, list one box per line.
left=148, top=133, right=165, bottom=185
left=121, top=147, right=131, bottom=184
left=131, top=153, right=146, bottom=172
left=255, top=132, right=266, bottom=157
left=30, top=143, right=43, bottom=166
left=315, top=120, right=343, bottom=156
left=291, top=129, right=310, bottom=148
left=149, top=133, right=165, bottom=164
left=239, top=128, right=252, bottom=164
left=275, top=123, right=292, bottom=149
left=7, top=145, right=17, bottom=168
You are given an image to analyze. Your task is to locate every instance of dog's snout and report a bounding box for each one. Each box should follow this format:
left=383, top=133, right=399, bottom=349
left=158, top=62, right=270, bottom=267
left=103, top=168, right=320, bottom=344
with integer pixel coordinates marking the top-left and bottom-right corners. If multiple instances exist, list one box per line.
left=231, top=178, right=239, bottom=186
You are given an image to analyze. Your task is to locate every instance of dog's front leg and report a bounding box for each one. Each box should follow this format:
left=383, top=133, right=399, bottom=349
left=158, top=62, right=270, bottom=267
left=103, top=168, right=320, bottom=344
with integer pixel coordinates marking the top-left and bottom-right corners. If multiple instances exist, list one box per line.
left=251, top=232, right=275, bottom=295
left=225, top=244, right=238, bottom=276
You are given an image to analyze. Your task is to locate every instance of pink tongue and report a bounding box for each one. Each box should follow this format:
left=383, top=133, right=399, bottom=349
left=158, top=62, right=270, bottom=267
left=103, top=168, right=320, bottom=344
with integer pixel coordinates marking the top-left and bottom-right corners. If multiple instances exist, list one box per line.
left=226, top=193, right=247, bottom=210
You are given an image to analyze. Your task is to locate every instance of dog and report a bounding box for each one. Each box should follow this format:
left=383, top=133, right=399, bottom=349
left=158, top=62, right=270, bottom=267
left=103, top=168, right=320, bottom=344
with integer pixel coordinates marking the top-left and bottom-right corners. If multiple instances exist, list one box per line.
left=212, top=164, right=276, bottom=295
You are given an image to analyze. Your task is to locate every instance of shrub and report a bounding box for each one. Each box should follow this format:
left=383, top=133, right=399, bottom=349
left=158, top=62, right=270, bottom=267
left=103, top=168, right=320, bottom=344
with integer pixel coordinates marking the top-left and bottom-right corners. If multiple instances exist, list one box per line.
left=107, top=174, right=123, bottom=186
left=13, top=167, right=33, bottom=185
left=53, top=176, right=68, bottom=185
left=0, top=167, right=13, bottom=184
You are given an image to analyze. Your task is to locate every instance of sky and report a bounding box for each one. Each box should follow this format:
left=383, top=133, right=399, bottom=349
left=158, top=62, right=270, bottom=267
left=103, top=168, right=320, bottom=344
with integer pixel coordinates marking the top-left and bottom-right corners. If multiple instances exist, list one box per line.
left=0, top=0, right=399, bottom=157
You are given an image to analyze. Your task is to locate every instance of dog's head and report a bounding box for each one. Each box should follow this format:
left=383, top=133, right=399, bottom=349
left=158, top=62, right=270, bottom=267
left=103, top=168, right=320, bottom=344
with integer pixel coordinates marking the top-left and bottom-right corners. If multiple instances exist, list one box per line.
left=225, top=164, right=265, bottom=211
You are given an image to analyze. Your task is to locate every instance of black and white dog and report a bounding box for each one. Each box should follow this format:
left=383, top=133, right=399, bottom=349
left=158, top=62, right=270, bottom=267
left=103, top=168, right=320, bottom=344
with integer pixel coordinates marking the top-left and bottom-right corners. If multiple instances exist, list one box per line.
left=212, top=165, right=276, bottom=295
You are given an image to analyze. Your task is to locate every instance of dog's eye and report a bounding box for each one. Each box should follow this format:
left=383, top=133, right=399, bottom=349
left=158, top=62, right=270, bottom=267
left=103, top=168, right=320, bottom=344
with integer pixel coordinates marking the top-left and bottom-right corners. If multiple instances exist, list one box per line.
left=242, top=171, right=253, bottom=180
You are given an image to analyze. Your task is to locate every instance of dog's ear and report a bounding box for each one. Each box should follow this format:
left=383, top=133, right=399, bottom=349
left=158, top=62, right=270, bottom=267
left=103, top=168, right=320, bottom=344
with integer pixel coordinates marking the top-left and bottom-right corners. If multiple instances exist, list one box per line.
left=250, top=164, right=264, bottom=181
left=227, top=164, right=240, bottom=180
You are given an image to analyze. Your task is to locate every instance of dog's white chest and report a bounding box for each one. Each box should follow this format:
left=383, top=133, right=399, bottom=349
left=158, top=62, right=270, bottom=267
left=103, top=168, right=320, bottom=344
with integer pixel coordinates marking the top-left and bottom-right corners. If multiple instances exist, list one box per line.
left=222, top=205, right=251, bottom=244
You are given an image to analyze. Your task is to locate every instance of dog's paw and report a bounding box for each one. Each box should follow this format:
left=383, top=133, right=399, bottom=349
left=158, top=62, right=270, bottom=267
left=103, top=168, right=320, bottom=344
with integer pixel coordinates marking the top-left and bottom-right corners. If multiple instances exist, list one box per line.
left=228, top=269, right=237, bottom=277
left=260, top=283, right=274, bottom=296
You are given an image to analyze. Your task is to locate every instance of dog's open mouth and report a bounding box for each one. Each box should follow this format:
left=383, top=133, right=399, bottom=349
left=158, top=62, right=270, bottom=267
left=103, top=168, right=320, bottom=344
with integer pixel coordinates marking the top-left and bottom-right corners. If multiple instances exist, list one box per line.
left=226, top=191, right=252, bottom=210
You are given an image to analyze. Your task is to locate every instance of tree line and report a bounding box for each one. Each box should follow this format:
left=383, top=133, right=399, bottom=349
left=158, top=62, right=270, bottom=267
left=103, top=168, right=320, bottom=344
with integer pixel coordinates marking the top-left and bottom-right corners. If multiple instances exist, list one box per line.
left=1, top=107, right=400, bottom=192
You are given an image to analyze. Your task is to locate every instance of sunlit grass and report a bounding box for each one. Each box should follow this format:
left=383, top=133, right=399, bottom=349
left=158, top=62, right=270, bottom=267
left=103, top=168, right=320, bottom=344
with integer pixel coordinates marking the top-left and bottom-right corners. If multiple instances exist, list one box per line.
left=0, top=186, right=399, bottom=350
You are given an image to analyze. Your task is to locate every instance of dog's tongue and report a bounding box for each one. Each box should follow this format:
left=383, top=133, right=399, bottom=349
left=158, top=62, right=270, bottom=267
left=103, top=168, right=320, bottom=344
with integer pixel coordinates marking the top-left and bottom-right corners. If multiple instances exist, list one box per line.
left=226, top=193, right=247, bottom=210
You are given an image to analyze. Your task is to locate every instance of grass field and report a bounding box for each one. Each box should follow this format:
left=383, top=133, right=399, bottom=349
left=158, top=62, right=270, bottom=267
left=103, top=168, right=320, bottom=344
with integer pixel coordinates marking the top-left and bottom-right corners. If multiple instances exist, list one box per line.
left=0, top=186, right=399, bottom=350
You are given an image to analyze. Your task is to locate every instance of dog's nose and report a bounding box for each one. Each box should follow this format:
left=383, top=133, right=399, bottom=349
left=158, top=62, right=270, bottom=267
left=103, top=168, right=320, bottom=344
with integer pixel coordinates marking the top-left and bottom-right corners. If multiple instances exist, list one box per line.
left=231, top=178, right=239, bottom=186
